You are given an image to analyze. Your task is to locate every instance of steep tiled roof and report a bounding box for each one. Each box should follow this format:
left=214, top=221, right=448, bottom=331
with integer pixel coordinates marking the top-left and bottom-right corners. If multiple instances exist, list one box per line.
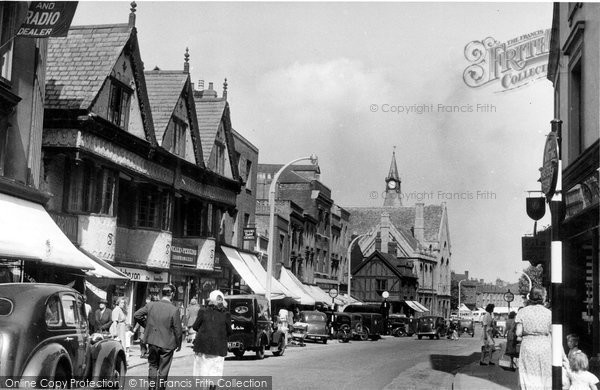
left=46, top=24, right=132, bottom=110
left=346, top=205, right=443, bottom=243
left=144, top=70, right=188, bottom=144
left=194, top=97, right=227, bottom=164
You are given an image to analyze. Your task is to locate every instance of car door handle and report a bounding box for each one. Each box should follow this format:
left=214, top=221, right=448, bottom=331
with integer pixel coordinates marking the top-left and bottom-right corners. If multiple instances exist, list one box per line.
left=65, top=337, right=74, bottom=341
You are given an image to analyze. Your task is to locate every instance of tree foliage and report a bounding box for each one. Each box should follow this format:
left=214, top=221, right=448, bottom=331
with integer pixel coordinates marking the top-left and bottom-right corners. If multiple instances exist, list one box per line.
left=518, top=265, right=544, bottom=298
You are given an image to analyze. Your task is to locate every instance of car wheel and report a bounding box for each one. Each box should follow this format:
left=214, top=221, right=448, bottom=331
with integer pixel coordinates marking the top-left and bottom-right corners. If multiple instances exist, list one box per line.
left=233, top=349, right=245, bottom=359
left=273, top=337, right=286, bottom=356
left=359, top=327, right=369, bottom=341
left=255, top=345, right=265, bottom=360
left=322, top=337, right=328, bottom=344
left=111, top=356, right=126, bottom=389
left=53, top=364, right=70, bottom=389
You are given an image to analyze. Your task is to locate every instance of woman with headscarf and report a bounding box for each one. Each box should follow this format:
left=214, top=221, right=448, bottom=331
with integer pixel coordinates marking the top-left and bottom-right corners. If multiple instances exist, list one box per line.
left=192, top=290, right=231, bottom=380
left=515, top=287, right=552, bottom=389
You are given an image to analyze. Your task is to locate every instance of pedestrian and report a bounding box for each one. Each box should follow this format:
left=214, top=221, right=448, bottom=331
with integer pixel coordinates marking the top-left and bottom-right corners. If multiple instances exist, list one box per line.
left=192, top=290, right=231, bottom=385
left=480, top=303, right=496, bottom=366
left=567, top=351, right=599, bottom=390
left=133, top=296, right=152, bottom=358
left=83, top=296, right=94, bottom=333
left=134, top=284, right=182, bottom=390
left=186, top=298, right=200, bottom=343
left=94, top=298, right=112, bottom=335
left=515, top=287, right=552, bottom=389
left=111, top=297, right=129, bottom=345
left=567, top=334, right=581, bottom=360
left=504, top=311, right=519, bottom=371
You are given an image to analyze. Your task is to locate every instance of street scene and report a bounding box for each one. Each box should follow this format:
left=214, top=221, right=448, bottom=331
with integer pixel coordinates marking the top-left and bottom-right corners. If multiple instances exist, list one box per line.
left=0, top=1, right=599, bottom=390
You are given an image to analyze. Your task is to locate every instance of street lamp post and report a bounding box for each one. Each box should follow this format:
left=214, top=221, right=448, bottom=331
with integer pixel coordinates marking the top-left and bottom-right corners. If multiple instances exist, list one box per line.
left=266, top=155, right=318, bottom=311
left=346, top=232, right=371, bottom=298
left=458, top=279, right=465, bottom=318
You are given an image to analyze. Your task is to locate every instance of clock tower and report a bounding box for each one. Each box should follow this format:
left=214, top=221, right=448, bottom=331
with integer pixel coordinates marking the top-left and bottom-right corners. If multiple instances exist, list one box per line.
left=383, top=149, right=402, bottom=207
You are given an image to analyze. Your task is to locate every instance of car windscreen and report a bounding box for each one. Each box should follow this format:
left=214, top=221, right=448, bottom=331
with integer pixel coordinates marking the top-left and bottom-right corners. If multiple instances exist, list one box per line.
left=302, top=313, right=325, bottom=322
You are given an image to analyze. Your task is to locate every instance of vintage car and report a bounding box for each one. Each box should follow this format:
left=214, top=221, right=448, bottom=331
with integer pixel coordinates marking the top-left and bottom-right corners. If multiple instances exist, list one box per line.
left=225, top=295, right=285, bottom=359
left=0, top=283, right=126, bottom=387
left=330, top=312, right=367, bottom=341
left=458, top=319, right=475, bottom=337
left=416, top=315, right=447, bottom=340
left=298, top=311, right=329, bottom=344
left=358, top=312, right=384, bottom=340
left=388, top=314, right=415, bottom=337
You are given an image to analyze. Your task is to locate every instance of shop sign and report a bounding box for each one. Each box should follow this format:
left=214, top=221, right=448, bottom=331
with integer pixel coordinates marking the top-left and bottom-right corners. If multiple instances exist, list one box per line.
left=197, top=238, right=216, bottom=271
left=117, top=267, right=168, bottom=283
left=17, top=2, right=78, bottom=38
left=539, top=131, right=559, bottom=198
left=171, top=240, right=198, bottom=267
left=521, top=233, right=549, bottom=265
left=243, top=228, right=256, bottom=241
left=565, top=175, right=600, bottom=219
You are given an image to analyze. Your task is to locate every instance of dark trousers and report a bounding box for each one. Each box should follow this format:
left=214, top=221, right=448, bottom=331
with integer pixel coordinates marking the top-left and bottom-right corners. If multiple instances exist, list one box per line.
left=147, top=344, right=175, bottom=390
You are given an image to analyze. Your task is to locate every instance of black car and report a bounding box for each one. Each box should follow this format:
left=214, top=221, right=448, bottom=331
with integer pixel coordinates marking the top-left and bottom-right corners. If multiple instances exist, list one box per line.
left=225, top=295, right=286, bottom=359
left=0, top=283, right=126, bottom=387
left=458, top=319, right=475, bottom=337
left=416, top=315, right=447, bottom=340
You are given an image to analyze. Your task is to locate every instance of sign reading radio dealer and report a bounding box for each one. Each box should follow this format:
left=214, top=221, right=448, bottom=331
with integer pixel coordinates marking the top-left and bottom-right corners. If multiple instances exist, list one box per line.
left=171, top=240, right=198, bottom=267
left=539, top=129, right=559, bottom=199
left=17, top=2, right=79, bottom=38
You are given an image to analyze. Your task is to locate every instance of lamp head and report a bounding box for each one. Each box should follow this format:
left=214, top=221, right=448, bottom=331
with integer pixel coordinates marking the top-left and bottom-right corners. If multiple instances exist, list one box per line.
left=310, top=154, right=318, bottom=166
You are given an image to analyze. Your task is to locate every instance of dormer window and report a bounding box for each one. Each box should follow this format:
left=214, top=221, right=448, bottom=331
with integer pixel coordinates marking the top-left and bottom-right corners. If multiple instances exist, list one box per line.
left=108, top=79, right=132, bottom=129
left=172, top=118, right=187, bottom=157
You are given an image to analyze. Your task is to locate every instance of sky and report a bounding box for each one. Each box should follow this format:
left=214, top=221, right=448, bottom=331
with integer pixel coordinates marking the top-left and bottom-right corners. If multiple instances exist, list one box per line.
left=73, top=1, right=554, bottom=284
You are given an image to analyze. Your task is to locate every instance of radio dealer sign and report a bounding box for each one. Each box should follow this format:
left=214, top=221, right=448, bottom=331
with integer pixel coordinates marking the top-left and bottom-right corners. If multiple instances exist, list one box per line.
left=17, top=2, right=78, bottom=38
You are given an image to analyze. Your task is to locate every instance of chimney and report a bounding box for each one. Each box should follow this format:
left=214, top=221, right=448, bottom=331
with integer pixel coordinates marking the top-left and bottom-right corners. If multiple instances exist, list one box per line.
left=414, top=203, right=425, bottom=242
left=380, top=212, right=391, bottom=254
left=198, top=80, right=205, bottom=90
left=183, top=47, right=190, bottom=74
left=223, top=78, right=228, bottom=100
left=128, top=1, right=137, bottom=28
left=465, top=271, right=469, bottom=280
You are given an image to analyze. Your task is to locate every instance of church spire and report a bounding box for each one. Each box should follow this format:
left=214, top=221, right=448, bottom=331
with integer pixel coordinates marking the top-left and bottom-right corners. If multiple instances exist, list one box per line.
left=386, top=146, right=400, bottom=182
left=383, top=147, right=402, bottom=207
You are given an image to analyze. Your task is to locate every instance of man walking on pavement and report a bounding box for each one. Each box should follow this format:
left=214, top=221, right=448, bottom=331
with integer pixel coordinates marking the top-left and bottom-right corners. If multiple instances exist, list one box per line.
left=134, top=284, right=182, bottom=390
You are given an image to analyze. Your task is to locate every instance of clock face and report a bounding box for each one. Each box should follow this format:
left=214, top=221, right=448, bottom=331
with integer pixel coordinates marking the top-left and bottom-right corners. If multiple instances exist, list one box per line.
left=387, top=180, right=397, bottom=189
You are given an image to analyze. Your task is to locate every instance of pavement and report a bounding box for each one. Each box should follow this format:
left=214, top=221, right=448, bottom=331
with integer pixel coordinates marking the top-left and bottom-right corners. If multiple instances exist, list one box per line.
left=125, top=338, right=520, bottom=390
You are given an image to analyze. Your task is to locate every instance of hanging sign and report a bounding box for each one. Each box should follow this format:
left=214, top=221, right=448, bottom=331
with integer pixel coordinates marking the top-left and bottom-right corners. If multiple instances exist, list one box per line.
left=17, top=2, right=79, bottom=38
left=539, top=130, right=559, bottom=199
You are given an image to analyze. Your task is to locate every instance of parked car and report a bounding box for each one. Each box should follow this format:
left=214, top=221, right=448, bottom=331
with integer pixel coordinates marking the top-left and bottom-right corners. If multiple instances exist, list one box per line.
left=358, top=312, right=384, bottom=340
left=225, top=295, right=285, bottom=359
left=298, top=310, right=329, bottom=344
left=458, top=319, right=475, bottom=337
left=416, top=315, right=447, bottom=340
left=388, top=314, right=415, bottom=336
left=330, top=312, right=368, bottom=341
left=0, top=283, right=126, bottom=387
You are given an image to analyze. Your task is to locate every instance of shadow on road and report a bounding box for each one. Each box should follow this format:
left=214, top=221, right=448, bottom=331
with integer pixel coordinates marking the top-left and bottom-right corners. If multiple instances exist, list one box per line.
left=430, top=352, right=479, bottom=374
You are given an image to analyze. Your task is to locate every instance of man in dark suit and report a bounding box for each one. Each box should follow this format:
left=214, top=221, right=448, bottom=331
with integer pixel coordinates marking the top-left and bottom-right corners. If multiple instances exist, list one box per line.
left=134, top=285, right=182, bottom=390
left=94, top=299, right=112, bottom=334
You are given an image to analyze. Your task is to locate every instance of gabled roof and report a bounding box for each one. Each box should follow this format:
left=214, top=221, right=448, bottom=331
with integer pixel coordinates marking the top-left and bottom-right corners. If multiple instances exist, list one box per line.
left=194, top=96, right=227, bottom=164
left=353, top=250, right=417, bottom=279
left=46, top=23, right=157, bottom=145
left=346, top=205, right=443, bottom=243
left=46, top=24, right=132, bottom=110
left=144, top=70, right=188, bottom=143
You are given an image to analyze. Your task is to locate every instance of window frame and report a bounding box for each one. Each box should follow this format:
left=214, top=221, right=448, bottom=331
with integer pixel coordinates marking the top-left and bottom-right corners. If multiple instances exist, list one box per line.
left=107, top=78, right=132, bottom=129
left=0, top=4, right=15, bottom=84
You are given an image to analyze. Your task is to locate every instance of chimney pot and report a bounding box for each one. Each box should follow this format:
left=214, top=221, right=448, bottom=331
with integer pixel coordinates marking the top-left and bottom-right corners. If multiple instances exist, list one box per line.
left=208, top=82, right=214, bottom=90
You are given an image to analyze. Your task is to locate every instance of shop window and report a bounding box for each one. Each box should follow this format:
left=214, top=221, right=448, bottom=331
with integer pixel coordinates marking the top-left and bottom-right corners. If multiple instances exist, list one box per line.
left=185, top=200, right=203, bottom=237
left=0, top=4, right=14, bottom=83
left=107, top=79, right=131, bottom=129
left=569, top=59, right=583, bottom=161
left=67, top=163, right=116, bottom=215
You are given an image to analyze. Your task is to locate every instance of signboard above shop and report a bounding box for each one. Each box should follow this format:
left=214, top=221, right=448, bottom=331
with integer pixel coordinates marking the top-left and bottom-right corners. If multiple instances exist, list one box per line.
left=171, top=240, right=198, bottom=267
left=243, top=228, right=256, bottom=241
left=17, top=2, right=78, bottom=38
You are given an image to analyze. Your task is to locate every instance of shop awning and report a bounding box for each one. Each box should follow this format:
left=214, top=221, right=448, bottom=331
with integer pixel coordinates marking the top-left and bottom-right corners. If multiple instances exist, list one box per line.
left=221, top=247, right=266, bottom=295
left=0, top=193, right=94, bottom=270
left=278, top=267, right=315, bottom=305
left=85, top=280, right=107, bottom=299
left=405, top=300, right=429, bottom=312
left=303, top=284, right=345, bottom=305
left=237, top=251, right=298, bottom=300
left=79, top=247, right=128, bottom=280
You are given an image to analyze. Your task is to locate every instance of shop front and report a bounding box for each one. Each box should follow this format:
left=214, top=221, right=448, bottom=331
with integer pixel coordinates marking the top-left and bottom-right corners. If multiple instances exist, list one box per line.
left=115, top=266, right=169, bottom=323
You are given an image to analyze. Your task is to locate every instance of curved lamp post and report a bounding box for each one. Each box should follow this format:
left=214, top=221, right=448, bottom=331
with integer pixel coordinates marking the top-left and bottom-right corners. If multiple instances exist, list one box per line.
left=346, top=232, right=371, bottom=298
left=266, top=155, right=318, bottom=310
left=516, top=270, right=533, bottom=294
left=457, top=279, right=465, bottom=318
